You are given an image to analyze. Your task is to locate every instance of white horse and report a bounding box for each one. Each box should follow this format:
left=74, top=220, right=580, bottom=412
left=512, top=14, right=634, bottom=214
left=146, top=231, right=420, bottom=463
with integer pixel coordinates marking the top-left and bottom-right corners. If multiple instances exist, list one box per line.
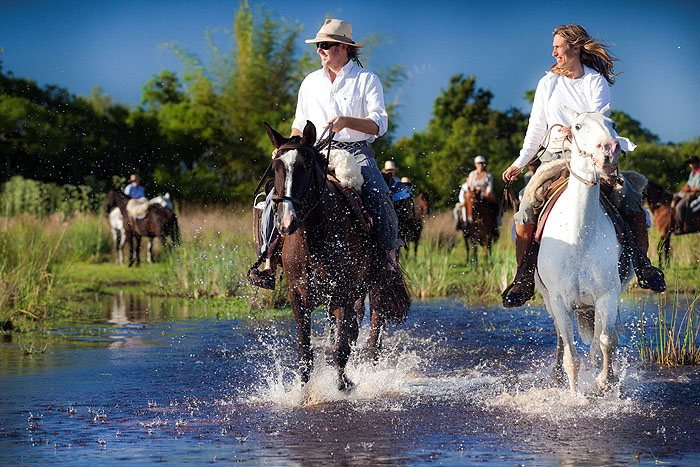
left=108, top=194, right=174, bottom=264
left=536, top=104, right=634, bottom=395
left=109, top=207, right=126, bottom=264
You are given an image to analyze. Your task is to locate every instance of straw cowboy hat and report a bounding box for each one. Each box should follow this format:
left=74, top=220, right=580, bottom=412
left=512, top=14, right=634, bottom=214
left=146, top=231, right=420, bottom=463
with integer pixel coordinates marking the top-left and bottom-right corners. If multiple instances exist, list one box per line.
left=382, top=160, right=398, bottom=173
left=474, top=156, right=486, bottom=164
left=305, top=19, right=364, bottom=48
left=400, top=177, right=411, bottom=184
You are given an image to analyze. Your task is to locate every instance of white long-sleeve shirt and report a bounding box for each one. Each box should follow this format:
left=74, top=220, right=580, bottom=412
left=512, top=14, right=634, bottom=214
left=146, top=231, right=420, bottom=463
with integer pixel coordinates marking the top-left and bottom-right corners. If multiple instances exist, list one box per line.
left=512, top=65, right=610, bottom=169
left=292, top=61, right=388, bottom=143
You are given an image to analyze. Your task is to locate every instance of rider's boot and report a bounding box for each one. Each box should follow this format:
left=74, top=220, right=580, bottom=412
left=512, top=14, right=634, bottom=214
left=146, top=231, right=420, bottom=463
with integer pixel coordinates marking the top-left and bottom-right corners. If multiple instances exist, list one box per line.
left=626, top=211, right=666, bottom=292
left=502, top=224, right=538, bottom=308
left=248, top=235, right=280, bottom=290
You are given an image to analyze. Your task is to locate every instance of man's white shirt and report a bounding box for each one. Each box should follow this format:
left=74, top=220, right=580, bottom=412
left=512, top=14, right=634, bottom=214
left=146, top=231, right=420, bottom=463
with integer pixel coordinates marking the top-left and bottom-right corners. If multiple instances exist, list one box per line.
left=292, top=61, right=388, bottom=143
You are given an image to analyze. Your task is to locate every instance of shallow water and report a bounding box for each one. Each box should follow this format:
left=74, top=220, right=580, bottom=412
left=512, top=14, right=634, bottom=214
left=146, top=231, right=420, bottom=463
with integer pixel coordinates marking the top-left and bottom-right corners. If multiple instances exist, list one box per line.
left=1, top=293, right=699, bottom=465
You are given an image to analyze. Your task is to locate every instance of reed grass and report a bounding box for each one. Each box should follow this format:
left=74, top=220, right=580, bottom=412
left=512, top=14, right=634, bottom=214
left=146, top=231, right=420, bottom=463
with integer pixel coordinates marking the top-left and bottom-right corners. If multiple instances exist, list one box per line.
left=631, top=288, right=700, bottom=365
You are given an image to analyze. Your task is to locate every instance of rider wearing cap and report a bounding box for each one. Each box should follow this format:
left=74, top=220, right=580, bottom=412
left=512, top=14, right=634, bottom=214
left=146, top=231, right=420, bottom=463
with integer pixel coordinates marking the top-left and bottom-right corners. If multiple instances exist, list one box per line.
left=249, top=19, right=399, bottom=289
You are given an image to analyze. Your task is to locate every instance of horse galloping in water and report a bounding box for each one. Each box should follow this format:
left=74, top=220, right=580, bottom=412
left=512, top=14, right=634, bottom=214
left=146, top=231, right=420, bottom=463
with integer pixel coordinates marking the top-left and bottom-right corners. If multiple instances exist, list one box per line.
left=536, top=105, right=634, bottom=395
left=265, top=121, right=409, bottom=391
left=103, top=188, right=180, bottom=267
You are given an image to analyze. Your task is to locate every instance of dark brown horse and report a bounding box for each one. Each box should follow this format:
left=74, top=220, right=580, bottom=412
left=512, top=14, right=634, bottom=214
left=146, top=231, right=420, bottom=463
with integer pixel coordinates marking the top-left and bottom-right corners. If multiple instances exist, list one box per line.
left=265, top=121, right=409, bottom=390
left=382, top=174, right=422, bottom=256
left=460, top=189, right=500, bottom=264
left=103, top=188, right=180, bottom=267
left=644, top=180, right=700, bottom=265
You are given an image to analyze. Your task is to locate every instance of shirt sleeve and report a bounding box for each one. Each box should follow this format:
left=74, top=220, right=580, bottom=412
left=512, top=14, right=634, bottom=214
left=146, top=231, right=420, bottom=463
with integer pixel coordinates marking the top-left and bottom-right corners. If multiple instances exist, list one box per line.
left=291, top=78, right=308, bottom=134
left=485, top=173, right=494, bottom=195
left=513, top=75, right=550, bottom=169
left=589, top=73, right=611, bottom=112
left=365, top=73, right=388, bottom=137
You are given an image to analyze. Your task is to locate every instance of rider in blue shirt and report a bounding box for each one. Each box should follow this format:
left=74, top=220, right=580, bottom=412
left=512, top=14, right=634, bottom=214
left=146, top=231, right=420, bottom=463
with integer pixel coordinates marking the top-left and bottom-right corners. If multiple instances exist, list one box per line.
left=124, top=174, right=146, bottom=199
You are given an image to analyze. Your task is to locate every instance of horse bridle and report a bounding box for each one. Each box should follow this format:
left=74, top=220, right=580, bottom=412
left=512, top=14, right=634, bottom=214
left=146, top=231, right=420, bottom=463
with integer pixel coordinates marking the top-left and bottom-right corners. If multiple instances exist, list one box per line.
left=270, top=126, right=334, bottom=224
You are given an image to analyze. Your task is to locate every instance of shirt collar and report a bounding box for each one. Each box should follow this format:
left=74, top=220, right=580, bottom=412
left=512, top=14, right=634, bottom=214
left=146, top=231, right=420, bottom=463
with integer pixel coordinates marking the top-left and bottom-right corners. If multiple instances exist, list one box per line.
left=323, top=60, right=355, bottom=80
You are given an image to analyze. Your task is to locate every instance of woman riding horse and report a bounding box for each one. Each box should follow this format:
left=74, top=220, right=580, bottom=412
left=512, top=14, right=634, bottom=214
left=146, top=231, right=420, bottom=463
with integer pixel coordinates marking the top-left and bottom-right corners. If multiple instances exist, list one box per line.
left=501, top=23, right=665, bottom=308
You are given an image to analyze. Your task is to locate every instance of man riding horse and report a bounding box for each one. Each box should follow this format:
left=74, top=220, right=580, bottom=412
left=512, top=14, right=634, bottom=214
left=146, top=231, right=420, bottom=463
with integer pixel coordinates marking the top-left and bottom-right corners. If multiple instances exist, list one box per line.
left=249, top=18, right=401, bottom=289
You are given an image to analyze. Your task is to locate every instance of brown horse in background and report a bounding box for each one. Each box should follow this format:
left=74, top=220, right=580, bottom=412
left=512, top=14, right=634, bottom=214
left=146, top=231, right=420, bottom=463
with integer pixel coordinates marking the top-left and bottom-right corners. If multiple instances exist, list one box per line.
left=460, top=189, right=500, bottom=264
left=265, top=122, right=409, bottom=390
left=644, top=179, right=700, bottom=265
left=103, top=188, right=180, bottom=267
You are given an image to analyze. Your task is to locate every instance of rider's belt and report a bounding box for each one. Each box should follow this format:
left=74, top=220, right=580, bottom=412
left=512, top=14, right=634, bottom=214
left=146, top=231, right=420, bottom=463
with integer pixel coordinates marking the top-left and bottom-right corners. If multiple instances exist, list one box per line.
left=331, top=140, right=368, bottom=150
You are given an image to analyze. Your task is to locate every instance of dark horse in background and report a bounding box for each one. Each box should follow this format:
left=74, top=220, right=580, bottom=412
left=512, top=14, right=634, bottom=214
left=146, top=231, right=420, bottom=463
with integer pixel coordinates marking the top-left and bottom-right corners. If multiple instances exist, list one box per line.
left=383, top=173, right=422, bottom=256
left=459, top=188, right=500, bottom=264
left=265, top=121, right=410, bottom=391
left=104, top=188, right=180, bottom=267
left=644, top=179, right=700, bottom=266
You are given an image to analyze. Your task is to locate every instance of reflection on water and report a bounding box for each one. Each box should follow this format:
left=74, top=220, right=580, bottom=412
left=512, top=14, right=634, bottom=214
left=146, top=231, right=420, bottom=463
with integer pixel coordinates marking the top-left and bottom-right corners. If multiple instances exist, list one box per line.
left=1, top=296, right=699, bottom=465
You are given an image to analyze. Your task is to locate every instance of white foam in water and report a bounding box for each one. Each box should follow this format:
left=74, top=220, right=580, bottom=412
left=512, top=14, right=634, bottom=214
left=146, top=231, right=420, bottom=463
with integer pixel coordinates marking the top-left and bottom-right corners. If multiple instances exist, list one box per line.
left=245, top=325, right=425, bottom=407
left=243, top=321, right=646, bottom=420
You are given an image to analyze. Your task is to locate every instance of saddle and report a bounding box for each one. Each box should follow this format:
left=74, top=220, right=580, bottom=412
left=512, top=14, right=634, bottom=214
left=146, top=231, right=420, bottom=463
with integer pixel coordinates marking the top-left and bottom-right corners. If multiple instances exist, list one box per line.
left=327, top=174, right=373, bottom=232
left=527, top=161, right=648, bottom=283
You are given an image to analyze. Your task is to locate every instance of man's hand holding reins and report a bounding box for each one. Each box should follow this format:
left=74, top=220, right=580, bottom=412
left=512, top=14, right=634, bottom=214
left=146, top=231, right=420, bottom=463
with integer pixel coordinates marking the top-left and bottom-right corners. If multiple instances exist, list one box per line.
left=502, top=165, right=521, bottom=182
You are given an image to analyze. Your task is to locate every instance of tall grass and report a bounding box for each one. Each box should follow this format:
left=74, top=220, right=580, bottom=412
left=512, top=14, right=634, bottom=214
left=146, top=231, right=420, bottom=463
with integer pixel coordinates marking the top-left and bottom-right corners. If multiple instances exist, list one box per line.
left=402, top=211, right=516, bottom=302
left=631, top=289, right=700, bottom=365
left=0, top=213, right=114, bottom=330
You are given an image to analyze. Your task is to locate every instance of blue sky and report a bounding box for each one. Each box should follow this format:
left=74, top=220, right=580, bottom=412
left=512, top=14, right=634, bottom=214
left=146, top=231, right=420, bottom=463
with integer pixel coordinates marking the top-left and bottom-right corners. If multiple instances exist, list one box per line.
left=2, top=0, right=699, bottom=144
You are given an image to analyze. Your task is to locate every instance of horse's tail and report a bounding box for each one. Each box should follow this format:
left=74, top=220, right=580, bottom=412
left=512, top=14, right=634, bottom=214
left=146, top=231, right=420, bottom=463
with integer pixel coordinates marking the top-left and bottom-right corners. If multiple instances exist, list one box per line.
left=171, top=214, right=181, bottom=246
left=378, top=267, right=411, bottom=324
left=575, top=306, right=595, bottom=345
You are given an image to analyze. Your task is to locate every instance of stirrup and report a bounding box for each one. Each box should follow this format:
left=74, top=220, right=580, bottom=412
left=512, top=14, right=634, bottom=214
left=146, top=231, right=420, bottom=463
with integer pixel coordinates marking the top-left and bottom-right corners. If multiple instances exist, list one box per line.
left=247, top=268, right=276, bottom=290
left=637, top=265, right=666, bottom=293
left=502, top=281, right=534, bottom=308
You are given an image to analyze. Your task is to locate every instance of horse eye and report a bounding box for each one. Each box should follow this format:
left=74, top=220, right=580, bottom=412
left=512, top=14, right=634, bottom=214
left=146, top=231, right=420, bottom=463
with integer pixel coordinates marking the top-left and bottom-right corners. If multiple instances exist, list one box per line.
left=575, top=124, right=582, bottom=131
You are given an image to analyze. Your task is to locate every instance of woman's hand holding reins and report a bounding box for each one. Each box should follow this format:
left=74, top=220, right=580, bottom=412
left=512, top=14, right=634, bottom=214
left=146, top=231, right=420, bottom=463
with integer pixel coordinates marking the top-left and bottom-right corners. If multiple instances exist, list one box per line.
left=502, top=165, right=521, bottom=182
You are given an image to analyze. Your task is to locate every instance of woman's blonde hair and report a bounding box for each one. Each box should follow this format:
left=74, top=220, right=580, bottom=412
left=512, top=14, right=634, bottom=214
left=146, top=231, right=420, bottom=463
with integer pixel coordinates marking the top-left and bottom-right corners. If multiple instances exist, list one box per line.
left=552, top=24, right=619, bottom=85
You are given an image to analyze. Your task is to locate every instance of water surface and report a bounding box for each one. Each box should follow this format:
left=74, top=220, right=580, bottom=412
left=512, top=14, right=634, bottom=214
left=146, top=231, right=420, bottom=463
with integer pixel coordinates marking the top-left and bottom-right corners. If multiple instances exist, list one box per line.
left=1, top=293, right=699, bottom=465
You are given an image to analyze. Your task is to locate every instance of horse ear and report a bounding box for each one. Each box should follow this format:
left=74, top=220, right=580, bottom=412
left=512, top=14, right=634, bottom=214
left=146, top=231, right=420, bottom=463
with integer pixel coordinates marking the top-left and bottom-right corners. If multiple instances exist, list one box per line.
left=600, top=103, right=611, bottom=116
left=302, top=120, right=317, bottom=146
left=264, top=122, right=286, bottom=149
left=561, top=105, right=578, bottom=123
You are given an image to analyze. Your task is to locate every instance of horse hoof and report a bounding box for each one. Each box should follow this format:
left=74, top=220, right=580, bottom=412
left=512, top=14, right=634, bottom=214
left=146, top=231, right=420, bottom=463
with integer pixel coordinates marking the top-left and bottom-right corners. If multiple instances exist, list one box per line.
left=338, top=374, right=355, bottom=392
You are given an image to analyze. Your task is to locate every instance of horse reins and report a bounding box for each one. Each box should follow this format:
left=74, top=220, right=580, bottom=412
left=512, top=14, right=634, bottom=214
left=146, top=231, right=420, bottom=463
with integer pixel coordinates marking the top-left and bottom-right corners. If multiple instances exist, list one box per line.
left=269, top=124, right=335, bottom=225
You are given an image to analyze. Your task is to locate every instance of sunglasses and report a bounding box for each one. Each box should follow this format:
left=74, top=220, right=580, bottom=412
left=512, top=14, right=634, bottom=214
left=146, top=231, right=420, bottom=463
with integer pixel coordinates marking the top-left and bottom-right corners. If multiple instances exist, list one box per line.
left=317, top=42, right=339, bottom=50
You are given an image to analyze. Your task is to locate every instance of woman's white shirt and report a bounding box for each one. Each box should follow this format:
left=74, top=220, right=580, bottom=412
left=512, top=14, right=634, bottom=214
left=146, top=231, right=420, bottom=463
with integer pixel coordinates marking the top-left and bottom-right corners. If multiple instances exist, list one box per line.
left=513, top=65, right=610, bottom=169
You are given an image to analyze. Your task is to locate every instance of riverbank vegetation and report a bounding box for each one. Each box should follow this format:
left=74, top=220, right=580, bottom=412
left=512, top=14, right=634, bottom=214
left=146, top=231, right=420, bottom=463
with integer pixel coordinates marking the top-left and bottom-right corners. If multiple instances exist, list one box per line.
left=2, top=204, right=698, bottom=333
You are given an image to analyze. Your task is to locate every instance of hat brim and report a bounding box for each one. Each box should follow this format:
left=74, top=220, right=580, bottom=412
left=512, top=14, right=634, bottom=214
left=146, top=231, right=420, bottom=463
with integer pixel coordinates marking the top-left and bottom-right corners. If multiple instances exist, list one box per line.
left=305, top=34, right=363, bottom=48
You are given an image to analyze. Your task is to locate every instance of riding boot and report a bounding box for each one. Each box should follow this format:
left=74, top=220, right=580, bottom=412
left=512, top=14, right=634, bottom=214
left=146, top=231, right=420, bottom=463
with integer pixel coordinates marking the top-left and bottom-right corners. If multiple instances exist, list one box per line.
left=625, top=211, right=666, bottom=292
left=247, top=234, right=281, bottom=290
left=502, top=224, right=538, bottom=308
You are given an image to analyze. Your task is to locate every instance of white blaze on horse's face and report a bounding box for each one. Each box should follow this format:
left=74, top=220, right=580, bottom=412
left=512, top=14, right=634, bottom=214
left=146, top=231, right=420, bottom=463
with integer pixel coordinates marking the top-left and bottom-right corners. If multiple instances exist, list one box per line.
left=276, top=150, right=299, bottom=232
left=570, top=108, right=621, bottom=176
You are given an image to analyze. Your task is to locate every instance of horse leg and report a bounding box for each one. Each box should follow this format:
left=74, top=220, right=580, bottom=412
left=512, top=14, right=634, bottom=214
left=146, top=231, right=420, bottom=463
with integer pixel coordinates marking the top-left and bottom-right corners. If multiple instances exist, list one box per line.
left=367, top=288, right=384, bottom=362
left=127, top=232, right=135, bottom=267
left=595, top=296, right=620, bottom=391
left=332, top=304, right=358, bottom=391
left=118, top=230, right=126, bottom=265
left=135, top=236, right=142, bottom=266
left=147, top=237, right=154, bottom=263
left=550, top=297, right=580, bottom=395
left=291, top=292, right=313, bottom=385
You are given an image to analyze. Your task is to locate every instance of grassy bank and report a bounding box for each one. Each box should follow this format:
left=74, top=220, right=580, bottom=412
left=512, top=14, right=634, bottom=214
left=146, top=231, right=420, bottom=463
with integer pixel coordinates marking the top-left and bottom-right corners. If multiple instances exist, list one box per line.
left=1, top=205, right=698, bottom=332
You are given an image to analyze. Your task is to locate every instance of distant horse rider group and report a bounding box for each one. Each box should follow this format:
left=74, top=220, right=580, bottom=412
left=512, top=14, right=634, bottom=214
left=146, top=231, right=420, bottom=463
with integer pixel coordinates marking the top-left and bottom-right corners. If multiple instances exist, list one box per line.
left=104, top=173, right=179, bottom=267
